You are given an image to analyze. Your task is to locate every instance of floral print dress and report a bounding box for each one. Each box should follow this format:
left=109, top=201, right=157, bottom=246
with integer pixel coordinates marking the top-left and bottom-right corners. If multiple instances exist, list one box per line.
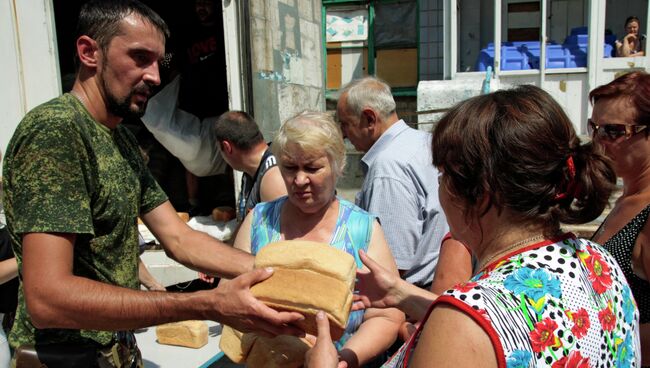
left=385, top=234, right=640, bottom=368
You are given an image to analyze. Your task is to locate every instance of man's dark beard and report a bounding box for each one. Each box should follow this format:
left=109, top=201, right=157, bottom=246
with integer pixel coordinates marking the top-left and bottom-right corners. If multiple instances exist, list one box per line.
left=102, top=75, right=151, bottom=119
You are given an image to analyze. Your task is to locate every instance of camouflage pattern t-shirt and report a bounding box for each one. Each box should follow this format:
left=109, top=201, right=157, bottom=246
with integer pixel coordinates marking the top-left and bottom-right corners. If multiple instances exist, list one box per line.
left=2, top=93, right=168, bottom=348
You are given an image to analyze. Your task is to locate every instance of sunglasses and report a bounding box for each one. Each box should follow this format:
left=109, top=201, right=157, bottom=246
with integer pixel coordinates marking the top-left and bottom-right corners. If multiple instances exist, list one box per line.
left=588, top=119, right=648, bottom=141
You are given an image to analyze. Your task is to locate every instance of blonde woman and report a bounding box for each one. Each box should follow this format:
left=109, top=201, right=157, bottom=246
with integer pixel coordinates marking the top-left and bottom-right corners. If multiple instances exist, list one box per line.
left=234, top=111, right=404, bottom=367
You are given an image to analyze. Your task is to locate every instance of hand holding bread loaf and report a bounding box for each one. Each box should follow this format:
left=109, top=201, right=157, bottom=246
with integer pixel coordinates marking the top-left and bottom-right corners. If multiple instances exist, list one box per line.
left=208, top=267, right=306, bottom=337
left=250, top=240, right=356, bottom=340
left=220, top=240, right=356, bottom=368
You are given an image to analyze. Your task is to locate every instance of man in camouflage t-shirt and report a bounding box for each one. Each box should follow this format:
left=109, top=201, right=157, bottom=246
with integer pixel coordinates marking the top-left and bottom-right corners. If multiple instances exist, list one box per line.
left=2, top=0, right=302, bottom=363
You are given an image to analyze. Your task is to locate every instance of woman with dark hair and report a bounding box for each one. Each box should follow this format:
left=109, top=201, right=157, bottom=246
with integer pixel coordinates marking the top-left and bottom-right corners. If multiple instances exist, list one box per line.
left=616, top=16, right=646, bottom=57
left=590, top=71, right=650, bottom=365
left=306, top=85, right=641, bottom=368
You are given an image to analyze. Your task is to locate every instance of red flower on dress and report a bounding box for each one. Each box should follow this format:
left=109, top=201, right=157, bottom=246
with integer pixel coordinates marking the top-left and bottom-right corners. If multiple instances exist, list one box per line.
left=529, top=318, right=560, bottom=352
left=585, top=251, right=612, bottom=294
left=566, top=308, right=590, bottom=338
left=551, top=351, right=590, bottom=368
left=456, top=281, right=478, bottom=292
left=598, top=304, right=616, bottom=331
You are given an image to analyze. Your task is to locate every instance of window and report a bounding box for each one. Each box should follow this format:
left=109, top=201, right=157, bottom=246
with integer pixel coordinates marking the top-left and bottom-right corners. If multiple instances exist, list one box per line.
left=462, top=0, right=592, bottom=74
left=323, top=0, right=419, bottom=95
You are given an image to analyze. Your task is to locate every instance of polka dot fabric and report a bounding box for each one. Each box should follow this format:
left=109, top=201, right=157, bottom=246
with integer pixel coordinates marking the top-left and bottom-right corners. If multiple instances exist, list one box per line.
left=601, top=204, right=650, bottom=324
left=423, top=234, right=641, bottom=368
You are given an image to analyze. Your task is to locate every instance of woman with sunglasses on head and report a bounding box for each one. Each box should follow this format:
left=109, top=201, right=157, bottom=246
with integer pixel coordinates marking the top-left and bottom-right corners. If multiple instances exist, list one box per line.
left=306, top=85, right=641, bottom=368
left=590, top=71, right=650, bottom=365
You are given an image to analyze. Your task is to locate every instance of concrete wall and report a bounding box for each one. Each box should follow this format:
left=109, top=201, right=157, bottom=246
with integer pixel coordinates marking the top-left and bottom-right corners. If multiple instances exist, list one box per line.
left=249, top=0, right=325, bottom=141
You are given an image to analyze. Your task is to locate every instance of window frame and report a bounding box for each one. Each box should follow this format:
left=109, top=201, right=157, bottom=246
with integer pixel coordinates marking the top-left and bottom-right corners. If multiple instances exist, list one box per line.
left=322, top=0, right=420, bottom=98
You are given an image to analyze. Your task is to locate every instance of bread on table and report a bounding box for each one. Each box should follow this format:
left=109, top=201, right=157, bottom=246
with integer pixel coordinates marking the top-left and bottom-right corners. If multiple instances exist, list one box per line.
left=155, top=320, right=208, bottom=349
left=211, top=206, right=236, bottom=222
left=250, top=240, right=356, bottom=340
left=177, top=212, right=190, bottom=222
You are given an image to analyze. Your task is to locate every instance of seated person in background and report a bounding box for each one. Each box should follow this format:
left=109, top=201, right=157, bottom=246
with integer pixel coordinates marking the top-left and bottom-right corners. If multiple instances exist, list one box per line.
left=234, top=111, right=404, bottom=368
left=616, top=16, right=646, bottom=57
left=306, top=85, right=640, bottom=368
left=212, top=111, right=287, bottom=222
left=589, top=71, right=650, bottom=365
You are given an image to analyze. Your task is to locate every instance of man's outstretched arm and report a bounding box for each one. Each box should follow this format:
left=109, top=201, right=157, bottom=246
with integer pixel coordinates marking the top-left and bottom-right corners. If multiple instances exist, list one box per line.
left=22, top=231, right=303, bottom=335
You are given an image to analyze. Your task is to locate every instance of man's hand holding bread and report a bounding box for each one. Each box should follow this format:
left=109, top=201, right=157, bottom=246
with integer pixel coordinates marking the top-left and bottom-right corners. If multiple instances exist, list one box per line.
left=209, top=267, right=305, bottom=337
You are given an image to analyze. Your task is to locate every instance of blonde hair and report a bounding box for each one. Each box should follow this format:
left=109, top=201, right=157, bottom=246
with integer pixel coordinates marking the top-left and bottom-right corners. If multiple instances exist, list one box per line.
left=272, top=111, right=347, bottom=178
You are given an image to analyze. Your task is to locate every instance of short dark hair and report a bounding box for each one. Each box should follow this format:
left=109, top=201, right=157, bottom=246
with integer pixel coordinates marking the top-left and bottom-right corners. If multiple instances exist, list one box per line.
left=589, top=71, right=650, bottom=127
left=624, top=16, right=641, bottom=27
left=76, top=0, right=169, bottom=56
left=213, top=111, right=264, bottom=150
left=432, top=85, right=615, bottom=234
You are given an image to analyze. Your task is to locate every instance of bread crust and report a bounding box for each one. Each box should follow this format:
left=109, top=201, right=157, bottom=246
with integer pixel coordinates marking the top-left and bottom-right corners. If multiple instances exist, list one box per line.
left=155, top=320, right=208, bottom=349
left=251, top=241, right=356, bottom=340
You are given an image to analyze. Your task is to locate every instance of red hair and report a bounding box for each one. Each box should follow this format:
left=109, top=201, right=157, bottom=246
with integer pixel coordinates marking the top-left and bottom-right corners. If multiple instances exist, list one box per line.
left=589, top=71, right=650, bottom=124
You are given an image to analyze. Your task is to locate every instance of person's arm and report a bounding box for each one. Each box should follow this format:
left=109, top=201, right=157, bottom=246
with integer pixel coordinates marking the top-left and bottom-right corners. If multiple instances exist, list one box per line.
left=616, top=40, right=624, bottom=57
left=305, top=304, right=497, bottom=368
left=138, top=257, right=166, bottom=291
left=0, top=257, right=18, bottom=285
left=338, top=221, right=404, bottom=368
left=141, top=201, right=254, bottom=279
left=259, top=166, right=287, bottom=203
left=21, top=231, right=304, bottom=335
left=635, top=221, right=650, bottom=281
left=355, top=249, right=437, bottom=321
left=232, top=210, right=254, bottom=253
left=430, top=237, right=473, bottom=295
left=618, top=34, right=637, bottom=57
left=409, top=304, right=497, bottom=368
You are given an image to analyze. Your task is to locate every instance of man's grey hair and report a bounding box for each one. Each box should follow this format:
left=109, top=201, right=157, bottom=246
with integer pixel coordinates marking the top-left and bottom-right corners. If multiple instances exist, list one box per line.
left=339, top=76, right=396, bottom=119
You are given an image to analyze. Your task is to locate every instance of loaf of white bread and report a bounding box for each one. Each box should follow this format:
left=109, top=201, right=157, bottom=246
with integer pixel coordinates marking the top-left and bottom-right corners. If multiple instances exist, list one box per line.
left=155, top=320, right=208, bottom=349
left=250, top=240, right=356, bottom=340
left=219, top=241, right=356, bottom=367
left=220, top=325, right=313, bottom=368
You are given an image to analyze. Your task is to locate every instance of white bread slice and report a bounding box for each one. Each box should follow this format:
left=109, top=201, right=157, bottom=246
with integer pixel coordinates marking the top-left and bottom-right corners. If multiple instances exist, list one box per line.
left=155, top=320, right=208, bottom=349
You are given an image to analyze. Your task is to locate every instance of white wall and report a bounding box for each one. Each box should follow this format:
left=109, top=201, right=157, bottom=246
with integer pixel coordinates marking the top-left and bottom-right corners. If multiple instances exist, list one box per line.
left=0, top=0, right=60, bottom=171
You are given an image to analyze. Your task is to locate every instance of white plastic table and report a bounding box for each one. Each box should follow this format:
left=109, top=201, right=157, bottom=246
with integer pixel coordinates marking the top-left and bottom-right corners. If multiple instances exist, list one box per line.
left=136, top=320, right=226, bottom=368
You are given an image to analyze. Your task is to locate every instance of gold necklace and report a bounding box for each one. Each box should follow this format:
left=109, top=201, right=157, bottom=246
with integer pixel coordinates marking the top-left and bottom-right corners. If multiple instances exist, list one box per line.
left=477, top=234, right=546, bottom=271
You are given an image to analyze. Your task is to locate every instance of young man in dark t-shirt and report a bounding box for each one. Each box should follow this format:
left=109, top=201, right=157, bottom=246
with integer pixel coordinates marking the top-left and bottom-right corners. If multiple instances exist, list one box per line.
left=2, top=1, right=301, bottom=364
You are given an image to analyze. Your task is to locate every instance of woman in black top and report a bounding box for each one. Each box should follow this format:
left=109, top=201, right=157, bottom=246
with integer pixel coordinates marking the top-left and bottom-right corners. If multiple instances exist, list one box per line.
left=590, top=71, right=650, bottom=365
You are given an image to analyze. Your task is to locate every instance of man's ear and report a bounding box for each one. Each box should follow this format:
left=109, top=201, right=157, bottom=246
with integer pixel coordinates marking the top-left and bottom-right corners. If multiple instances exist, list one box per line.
left=221, top=140, right=233, bottom=154
left=76, top=35, right=100, bottom=69
left=362, top=108, right=377, bottom=128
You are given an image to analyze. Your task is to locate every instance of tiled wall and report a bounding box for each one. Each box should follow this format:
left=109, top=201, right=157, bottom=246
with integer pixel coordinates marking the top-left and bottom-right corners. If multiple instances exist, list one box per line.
left=419, top=0, right=444, bottom=80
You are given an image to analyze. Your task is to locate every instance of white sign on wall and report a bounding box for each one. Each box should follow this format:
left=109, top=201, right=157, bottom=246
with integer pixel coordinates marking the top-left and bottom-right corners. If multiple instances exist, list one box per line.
left=326, top=9, right=368, bottom=42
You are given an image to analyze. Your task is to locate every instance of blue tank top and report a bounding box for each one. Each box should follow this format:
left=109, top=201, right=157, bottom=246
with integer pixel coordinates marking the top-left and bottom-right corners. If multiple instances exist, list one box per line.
left=250, top=196, right=375, bottom=348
